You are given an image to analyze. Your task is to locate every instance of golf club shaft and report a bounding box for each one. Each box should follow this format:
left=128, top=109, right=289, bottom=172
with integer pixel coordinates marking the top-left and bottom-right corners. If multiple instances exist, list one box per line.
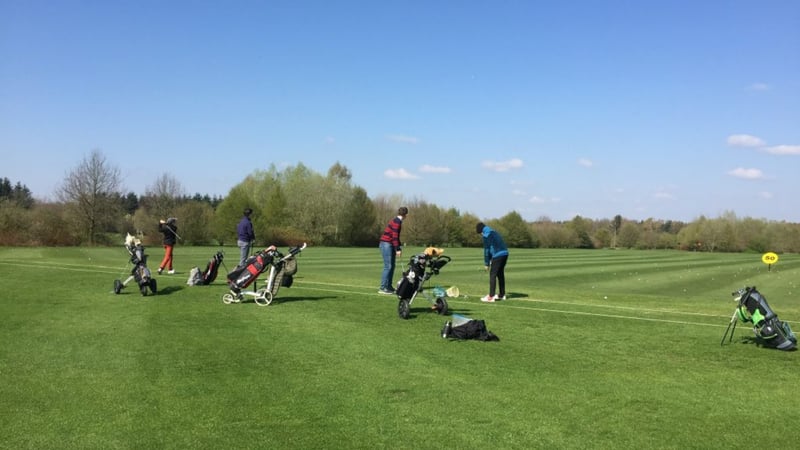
left=165, top=224, right=182, bottom=241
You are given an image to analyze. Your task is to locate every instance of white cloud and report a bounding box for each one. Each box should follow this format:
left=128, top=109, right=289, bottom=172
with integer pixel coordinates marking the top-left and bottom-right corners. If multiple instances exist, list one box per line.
left=528, top=196, right=547, bottom=204
left=528, top=196, right=560, bottom=204
left=384, top=168, right=419, bottom=179
left=577, top=158, right=593, bottom=168
left=418, top=164, right=451, bottom=174
left=727, top=134, right=765, bottom=147
left=760, top=191, right=773, bottom=199
left=482, top=158, right=524, bottom=172
left=728, top=167, right=764, bottom=180
left=654, top=192, right=675, bottom=200
left=747, top=82, right=770, bottom=91
left=762, top=145, right=800, bottom=155
left=512, top=189, right=527, bottom=196
left=387, top=134, right=419, bottom=144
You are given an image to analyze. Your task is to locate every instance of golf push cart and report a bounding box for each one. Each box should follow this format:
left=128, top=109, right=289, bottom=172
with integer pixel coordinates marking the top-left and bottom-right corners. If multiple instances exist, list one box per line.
left=721, top=286, right=796, bottom=351
left=396, top=246, right=457, bottom=320
left=223, top=243, right=306, bottom=306
left=113, top=233, right=157, bottom=296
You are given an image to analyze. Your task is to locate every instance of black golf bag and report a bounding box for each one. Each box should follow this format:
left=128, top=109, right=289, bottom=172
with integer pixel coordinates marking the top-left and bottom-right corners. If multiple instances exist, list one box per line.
left=441, top=314, right=499, bottom=341
left=396, top=248, right=451, bottom=319
left=226, top=248, right=276, bottom=294
left=187, top=251, right=224, bottom=286
left=722, top=286, right=796, bottom=351
left=222, top=244, right=306, bottom=306
left=114, top=234, right=157, bottom=296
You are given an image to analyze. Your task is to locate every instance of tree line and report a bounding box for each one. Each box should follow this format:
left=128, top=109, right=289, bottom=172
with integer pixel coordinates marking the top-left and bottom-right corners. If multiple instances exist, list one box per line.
left=2, top=150, right=799, bottom=252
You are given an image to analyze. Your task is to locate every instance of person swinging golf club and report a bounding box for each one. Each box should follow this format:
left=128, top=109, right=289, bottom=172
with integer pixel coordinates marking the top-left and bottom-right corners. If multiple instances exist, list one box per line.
left=157, top=217, right=178, bottom=274
left=476, top=221, right=508, bottom=302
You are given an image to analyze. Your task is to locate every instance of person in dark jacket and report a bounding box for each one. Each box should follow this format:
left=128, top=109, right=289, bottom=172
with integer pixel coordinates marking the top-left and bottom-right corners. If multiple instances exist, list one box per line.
left=476, top=222, right=509, bottom=302
left=237, top=208, right=255, bottom=268
left=378, top=206, right=408, bottom=294
left=158, top=217, right=178, bottom=274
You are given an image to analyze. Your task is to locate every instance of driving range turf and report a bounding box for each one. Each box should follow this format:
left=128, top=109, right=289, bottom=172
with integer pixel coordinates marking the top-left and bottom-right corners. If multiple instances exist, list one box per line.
left=1, top=246, right=798, bottom=449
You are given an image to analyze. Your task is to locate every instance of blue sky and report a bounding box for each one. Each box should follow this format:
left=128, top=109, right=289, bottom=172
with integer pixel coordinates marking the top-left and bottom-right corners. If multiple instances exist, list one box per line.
left=2, top=0, right=798, bottom=222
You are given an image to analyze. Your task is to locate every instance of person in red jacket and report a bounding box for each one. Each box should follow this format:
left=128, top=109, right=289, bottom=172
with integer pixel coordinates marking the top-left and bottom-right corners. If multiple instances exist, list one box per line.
left=378, top=206, right=408, bottom=294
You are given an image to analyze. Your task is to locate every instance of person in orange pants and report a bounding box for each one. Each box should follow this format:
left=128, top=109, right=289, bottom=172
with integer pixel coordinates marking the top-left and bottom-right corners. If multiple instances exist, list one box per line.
left=157, top=218, right=178, bottom=274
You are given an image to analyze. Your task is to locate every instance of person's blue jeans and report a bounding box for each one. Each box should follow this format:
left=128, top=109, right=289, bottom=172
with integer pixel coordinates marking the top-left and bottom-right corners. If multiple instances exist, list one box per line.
left=238, top=240, right=252, bottom=268
left=379, top=241, right=396, bottom=291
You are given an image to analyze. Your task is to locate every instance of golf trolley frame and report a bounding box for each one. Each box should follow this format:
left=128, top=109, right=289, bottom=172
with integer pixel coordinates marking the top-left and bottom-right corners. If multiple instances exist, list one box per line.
left=396, top=250, right=451, bottom=319
left=222, top=243, right=306, bottom=306
left=113, top=234, right=157, bottom=296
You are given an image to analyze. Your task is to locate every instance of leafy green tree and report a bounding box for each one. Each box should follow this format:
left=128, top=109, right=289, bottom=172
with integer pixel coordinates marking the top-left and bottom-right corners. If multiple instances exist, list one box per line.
left=740, top=217, right=770, bottom=253
left=568, top=215, right=594, bottom=249
left=30, top=203, right=71, bottom=246
left=174, top=201, right=215, bottom=245
left=612, top=214, right=622, bottom=248
left=0, top=202, right=29, bottom=244
left=120, top=192, right=139, bottom=216
left=280, top=163, right=346, bottom=245
left=404, top=201, right=447, bottom=247
left=617, top=222, right=641, bottom=249
left=676, top=219, right=702, bottom=250
left=442, top=207, right=465, bottom=246
left=531, top=219, right=575, bottom=248
left=214, top=183, right=258, bottom=246
left=498, top=211, right=534, bottom=248
left=593, top=227, right=612, bottom=248
left=0, top=178, right=34, bottom=209
left=343, top=186, right=378, bottom=246
left=459, top=212, right=483, bottom=247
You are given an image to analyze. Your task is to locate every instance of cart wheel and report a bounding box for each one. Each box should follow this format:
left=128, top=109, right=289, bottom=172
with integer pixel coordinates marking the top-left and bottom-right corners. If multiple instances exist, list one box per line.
left=222, top=293, right=236, bottom=304
left=140, top=284, right=149, bottom=296
left=435, top=297, right=449, bottom=315
left=113, top=279, right=123, bottom=294
left=254, top=289, right=273, bottom=306
left=149, top=278, right=157, bottom=295
left=398, top=299, right=410, bottom=319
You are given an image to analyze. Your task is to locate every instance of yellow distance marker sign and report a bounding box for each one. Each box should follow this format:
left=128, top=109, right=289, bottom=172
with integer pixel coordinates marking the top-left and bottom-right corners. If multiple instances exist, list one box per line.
left=762, top=252, right=779, bottom=271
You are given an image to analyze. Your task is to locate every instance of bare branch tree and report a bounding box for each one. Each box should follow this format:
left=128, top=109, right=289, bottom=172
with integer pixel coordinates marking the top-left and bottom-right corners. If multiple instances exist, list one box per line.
left=144, top=173, right=185, bottom=219
left=57, top=149, right=123, bottom=244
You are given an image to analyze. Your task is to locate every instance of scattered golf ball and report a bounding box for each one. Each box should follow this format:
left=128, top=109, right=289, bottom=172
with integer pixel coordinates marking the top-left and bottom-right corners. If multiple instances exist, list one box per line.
left=603, top=296, right=608, bottom=299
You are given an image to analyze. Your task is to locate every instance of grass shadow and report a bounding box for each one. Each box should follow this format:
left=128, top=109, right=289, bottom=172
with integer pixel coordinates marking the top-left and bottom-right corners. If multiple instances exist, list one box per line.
left=156, top=285, right=185, bottom=295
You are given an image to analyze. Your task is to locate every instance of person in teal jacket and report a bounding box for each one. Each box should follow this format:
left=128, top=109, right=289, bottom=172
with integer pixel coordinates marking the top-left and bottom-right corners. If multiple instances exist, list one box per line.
left=476, top=222, right=509, bottom=302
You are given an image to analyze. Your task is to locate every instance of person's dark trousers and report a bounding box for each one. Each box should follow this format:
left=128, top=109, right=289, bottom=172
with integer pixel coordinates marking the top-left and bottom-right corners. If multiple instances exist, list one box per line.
left=489, top=255, right=508, bottom=297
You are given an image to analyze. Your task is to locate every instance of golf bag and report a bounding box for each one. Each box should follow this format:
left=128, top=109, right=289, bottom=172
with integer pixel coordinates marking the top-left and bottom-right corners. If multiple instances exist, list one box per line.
left=396, top=247, right=453, bottom=319
left=721, top=286, right=796, bottom=351
left=187, top=251, right=224, bottom=286
left=441, top=314, right=499, bottom=341
left=113, top=233, right=157, bottom=296
left=227, top=248, right=275, bottom=293
left=222, top=243, right=306, bottom=306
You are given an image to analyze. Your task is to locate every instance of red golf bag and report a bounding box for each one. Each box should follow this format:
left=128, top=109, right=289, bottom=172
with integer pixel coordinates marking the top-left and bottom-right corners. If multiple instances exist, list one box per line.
left=226, top=248, right=276, bottom=293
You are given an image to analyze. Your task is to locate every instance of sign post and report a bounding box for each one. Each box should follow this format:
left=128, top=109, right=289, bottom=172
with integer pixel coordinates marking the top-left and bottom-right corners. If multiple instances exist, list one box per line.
left=761, top=252, right=779, bottom=272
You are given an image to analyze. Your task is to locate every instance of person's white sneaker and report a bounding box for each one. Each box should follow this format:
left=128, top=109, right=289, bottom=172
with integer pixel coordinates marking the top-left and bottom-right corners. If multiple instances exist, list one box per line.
left=498, top=295, right=507, bottom=300
left=168, top=269, right=175, bottom=275
left=480, top=295, right=495, bottom=303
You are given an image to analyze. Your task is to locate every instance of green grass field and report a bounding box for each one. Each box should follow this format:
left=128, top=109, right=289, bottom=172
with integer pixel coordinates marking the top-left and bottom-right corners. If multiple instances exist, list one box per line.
left=1, top=245, right=798, bottom=449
